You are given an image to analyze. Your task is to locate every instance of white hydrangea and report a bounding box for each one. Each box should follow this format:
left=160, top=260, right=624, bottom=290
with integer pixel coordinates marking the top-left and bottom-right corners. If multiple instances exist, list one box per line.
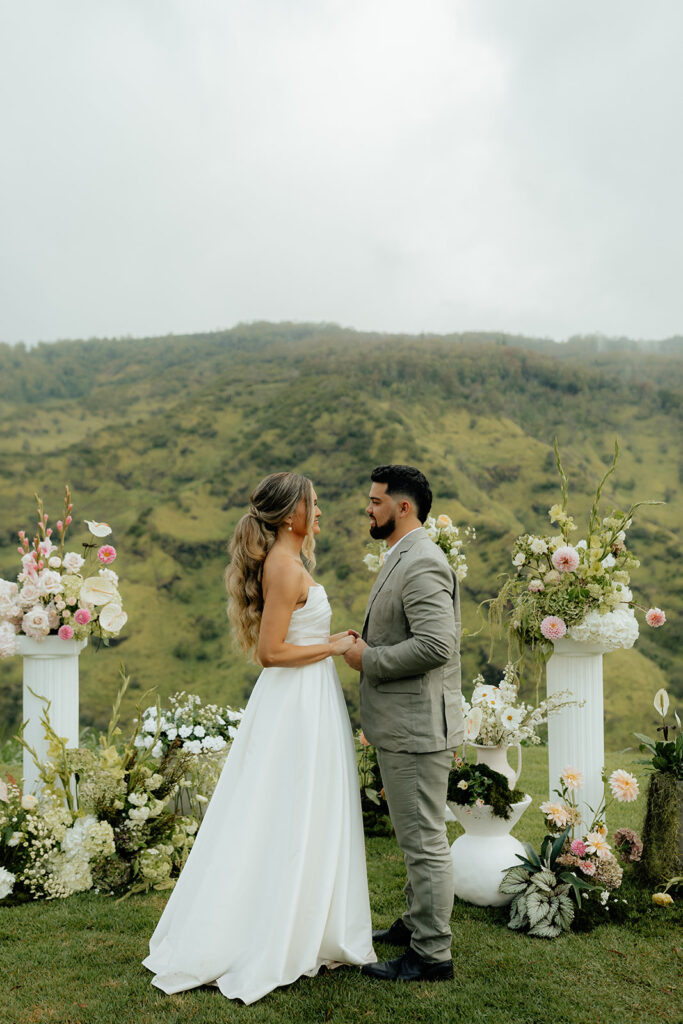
left=568, top=608, right=639, bottom=651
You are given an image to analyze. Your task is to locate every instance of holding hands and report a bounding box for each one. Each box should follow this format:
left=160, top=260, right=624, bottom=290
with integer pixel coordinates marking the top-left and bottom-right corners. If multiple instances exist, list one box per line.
left=328, top=630, right=367, bottom=667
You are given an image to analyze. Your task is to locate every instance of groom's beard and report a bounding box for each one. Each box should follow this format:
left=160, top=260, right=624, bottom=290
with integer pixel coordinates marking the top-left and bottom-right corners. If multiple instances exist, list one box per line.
left=369, top=515, right=395, bottom=540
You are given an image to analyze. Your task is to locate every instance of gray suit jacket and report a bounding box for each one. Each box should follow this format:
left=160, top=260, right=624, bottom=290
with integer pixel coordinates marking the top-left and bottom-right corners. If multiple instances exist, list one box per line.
left=359, top=527, right=463, bottom=753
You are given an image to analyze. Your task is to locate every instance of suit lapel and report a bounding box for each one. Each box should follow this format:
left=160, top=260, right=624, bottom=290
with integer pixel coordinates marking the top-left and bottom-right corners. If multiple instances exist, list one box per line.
left=362, top=527, right=428, bottom=632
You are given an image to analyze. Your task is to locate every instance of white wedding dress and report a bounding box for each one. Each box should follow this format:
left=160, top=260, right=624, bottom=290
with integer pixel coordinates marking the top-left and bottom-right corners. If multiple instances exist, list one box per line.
left=143, top=585, right=375, bottom=1003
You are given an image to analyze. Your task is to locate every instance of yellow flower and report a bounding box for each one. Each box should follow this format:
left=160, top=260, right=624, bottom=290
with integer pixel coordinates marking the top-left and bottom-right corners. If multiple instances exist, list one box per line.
left=652, top=892, right=673, bottom=907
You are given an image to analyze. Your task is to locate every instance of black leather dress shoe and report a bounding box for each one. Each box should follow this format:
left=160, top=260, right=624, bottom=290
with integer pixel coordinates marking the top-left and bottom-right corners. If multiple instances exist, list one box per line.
left=372, top=918, right=413, bottom=946
left=361, top=946, right=454, bottom=982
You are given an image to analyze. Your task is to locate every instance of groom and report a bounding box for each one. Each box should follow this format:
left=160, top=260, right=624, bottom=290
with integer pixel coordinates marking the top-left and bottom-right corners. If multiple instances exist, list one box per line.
left=344, top=464, right=462, bottom=983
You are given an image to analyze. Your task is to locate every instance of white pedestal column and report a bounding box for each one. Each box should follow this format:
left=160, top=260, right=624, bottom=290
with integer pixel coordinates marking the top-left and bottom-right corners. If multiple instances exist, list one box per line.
left=17, top=636, right=87, bottom=795
left=546, top=637, right=607, bottom=826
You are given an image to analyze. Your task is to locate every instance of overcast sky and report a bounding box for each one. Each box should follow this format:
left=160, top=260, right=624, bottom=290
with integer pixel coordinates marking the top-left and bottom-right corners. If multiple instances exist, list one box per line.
left=1, top=1, right=681, bottom=346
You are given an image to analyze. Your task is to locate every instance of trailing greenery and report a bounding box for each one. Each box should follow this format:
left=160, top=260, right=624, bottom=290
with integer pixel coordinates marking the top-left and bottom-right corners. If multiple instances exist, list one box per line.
left=446, top=761, right=525, bottom=819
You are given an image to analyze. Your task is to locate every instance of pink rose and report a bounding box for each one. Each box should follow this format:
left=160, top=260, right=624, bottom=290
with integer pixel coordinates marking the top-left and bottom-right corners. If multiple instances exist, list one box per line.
left=578, top=860, right=596, bottom=876
left=570, top=839, right=587, bottom=857
left=551, top=546, right=580, bottom=573
left=540, top=615, right=567, bottom=640
left=97, top=545, right=117, bottom=565
left=74, top=608, right=91, bottom=625
left=58, top=624, right=74, bottom=640
left=645, top=607, right=666, bottom=628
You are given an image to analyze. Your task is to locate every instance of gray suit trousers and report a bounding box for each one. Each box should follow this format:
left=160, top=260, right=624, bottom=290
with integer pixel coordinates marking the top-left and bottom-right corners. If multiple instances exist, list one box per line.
left=376, top=747, right=453, bottom=962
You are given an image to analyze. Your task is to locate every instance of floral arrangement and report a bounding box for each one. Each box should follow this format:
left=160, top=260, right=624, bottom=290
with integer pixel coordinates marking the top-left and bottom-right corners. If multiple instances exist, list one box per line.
left=0, top=486, right=127, bottom=658
left=1, top=670, right=198, bottom=901
left=356, top=731, right=392, bottom=837
left=446, top=757, right=525, bottom=820
left=364, top=513, right=475, bottom=581
left=490, top=441, right=665, bottom=653
left=500, top=765, right=641, bottom=937
left=461, top=662, right=579, bottom=747
left=134, top=692, right=244, bottom=820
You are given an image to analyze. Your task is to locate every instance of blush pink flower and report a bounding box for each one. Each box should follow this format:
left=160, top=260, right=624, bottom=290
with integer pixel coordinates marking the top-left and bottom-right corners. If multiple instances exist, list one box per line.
left=528, top=579, right=545, bottom=593
left=97, top=545, right=117, bottom=565
left=645, top=607, right=666, bottom=628
left=570, top=839, right=587, bottom=856
left=608, top=769, right=639, bottom=803
left=551, top=546, right=580, bottom=572
left=561, top=767, right=584, bottom=791
left=58, top=624, right=74, bottom=640
left=540, top=615, right=567, bottom=640
left=578, top=860, right=596, bottom=876
left=74, top=608, right=91, bottom=625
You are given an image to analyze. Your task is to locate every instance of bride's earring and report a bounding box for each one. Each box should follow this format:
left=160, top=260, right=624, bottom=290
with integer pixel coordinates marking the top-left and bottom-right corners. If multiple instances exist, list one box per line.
left=287, top=522, right=293, bottom=531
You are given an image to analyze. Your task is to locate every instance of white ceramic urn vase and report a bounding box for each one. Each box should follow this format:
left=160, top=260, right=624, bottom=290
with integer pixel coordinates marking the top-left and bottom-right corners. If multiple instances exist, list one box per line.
left=448, top=795, right=532, bottom=906
left=16, top=635, right=87, bottom=794
left=466, top=742, right=523, bottom=790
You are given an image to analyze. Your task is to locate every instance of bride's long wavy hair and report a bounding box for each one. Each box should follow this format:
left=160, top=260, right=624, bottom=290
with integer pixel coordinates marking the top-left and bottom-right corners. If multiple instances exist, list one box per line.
left=225, top=472, right=317, bottom=659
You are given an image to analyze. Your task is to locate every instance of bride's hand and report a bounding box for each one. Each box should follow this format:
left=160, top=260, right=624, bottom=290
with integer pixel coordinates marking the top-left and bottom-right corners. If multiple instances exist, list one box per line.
left=329, top=634, right=356, bottom=656
left=329, top=630, right=358, bottom=643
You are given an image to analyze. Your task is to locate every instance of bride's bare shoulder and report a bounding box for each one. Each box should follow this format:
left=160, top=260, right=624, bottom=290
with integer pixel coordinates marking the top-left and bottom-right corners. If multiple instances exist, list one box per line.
left=262, top=550, right=307, bottom=599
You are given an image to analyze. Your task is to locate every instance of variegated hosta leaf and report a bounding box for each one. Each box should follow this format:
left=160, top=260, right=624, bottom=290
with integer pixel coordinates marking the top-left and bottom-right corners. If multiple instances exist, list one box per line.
left=499, top=866, right=530, bottom=894
left=526, top=890, right=551, bottom=927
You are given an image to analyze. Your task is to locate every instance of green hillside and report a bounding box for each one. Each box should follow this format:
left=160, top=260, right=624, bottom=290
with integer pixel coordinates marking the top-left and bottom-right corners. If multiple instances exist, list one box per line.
left=0, top=324, right=680, bottom=747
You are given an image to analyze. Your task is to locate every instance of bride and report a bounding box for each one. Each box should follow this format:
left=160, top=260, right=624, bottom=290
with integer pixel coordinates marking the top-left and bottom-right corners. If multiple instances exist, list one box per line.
left=143, top=472, right=376, bottom=1003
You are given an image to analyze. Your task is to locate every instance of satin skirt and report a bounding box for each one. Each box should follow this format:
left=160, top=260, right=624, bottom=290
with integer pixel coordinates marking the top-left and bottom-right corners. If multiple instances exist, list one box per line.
left=143, top=657, right=375, bottom=1004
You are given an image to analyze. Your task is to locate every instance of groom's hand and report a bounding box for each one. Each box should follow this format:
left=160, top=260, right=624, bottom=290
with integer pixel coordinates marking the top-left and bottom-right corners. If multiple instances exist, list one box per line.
left=343, top=637, right=367, bottom=671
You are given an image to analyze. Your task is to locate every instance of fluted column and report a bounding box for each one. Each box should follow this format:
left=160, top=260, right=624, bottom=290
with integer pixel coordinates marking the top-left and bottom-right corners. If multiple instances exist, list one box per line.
left=17, top=636, right=87, bottom=794
left=546, top=637, right=607, bottom=826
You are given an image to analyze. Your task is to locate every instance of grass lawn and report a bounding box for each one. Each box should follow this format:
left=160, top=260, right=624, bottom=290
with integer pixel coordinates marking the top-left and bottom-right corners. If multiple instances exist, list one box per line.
left=1, top=746, right=681, bottom=1024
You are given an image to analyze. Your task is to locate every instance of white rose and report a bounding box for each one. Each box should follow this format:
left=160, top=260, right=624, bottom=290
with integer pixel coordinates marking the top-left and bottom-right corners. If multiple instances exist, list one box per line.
left=48, top=556, right=62, bottom=569
left=21, top=605, right=51, bottom=639
left=0, top=622, right=18, bottom=658
left=0, top=867, right=15, bottom=900
left=512, top=552, right=526, bottom=567
left=62, top=552, right=85, bottom=574
left=21, top=793, right=38, bottom=810
left=193, top=725, right=206, bottom=738
left=36, top=570, right=63, bottom=596
left=529, top=537, right=548, bottom=555
left=178, top=725, right=193, bottom=739
left=184, top=739, right=202, bottom=754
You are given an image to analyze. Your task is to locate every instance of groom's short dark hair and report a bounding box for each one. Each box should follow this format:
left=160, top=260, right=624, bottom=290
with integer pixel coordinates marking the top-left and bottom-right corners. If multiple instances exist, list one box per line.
left=371, top=465, right=433, bottom=523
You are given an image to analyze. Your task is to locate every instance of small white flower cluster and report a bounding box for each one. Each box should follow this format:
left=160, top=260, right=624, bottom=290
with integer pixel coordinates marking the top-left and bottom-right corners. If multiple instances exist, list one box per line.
left=135, top=691, right=244, bottom=759
left=462, top=663, right=578, bottom=746
left=364, top=513, right=475, bottom=581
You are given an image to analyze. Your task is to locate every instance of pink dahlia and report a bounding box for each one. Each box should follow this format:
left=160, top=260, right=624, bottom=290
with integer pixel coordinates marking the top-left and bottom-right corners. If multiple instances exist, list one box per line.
left=58, top=624, right=74, bottom=640
left=74, top=608, right=91, bottom=625
left=645, top=607, right=666, bottom=628
left=570, top=838, right=587, bottom=857
left=97, top=545, right=117, bottom=565
left=540, top=615, right=567, bottom=640
left=551, top=546, right=580, bottom=573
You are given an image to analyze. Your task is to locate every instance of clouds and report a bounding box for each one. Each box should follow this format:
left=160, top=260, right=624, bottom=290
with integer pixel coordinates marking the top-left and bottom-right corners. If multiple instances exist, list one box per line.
left=1, top=1, right=681, bottom=344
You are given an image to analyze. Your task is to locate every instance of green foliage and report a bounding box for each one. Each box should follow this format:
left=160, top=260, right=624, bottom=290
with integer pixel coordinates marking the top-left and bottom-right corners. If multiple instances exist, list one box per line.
left=636, top=732, right=683, bottom=779
left=446, top=761, right=525, bottom=819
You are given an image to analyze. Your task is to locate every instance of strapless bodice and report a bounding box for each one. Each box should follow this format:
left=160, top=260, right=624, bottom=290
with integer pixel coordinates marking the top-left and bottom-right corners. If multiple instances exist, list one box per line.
left=285, top=586, right=331, bottom=645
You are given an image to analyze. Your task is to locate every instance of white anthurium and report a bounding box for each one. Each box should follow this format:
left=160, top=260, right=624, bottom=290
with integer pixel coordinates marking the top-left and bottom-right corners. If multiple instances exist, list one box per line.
left=675, top=711, right=681, bottom=730
left=99, top=603, right=127, bottom=633
left=84, top=520, right=112, bottom=538
left=80, top=576, right=118, bottom=605
left=465, top=706, right=482, bottom=741
left=654, top=688, right=669, bottom=719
